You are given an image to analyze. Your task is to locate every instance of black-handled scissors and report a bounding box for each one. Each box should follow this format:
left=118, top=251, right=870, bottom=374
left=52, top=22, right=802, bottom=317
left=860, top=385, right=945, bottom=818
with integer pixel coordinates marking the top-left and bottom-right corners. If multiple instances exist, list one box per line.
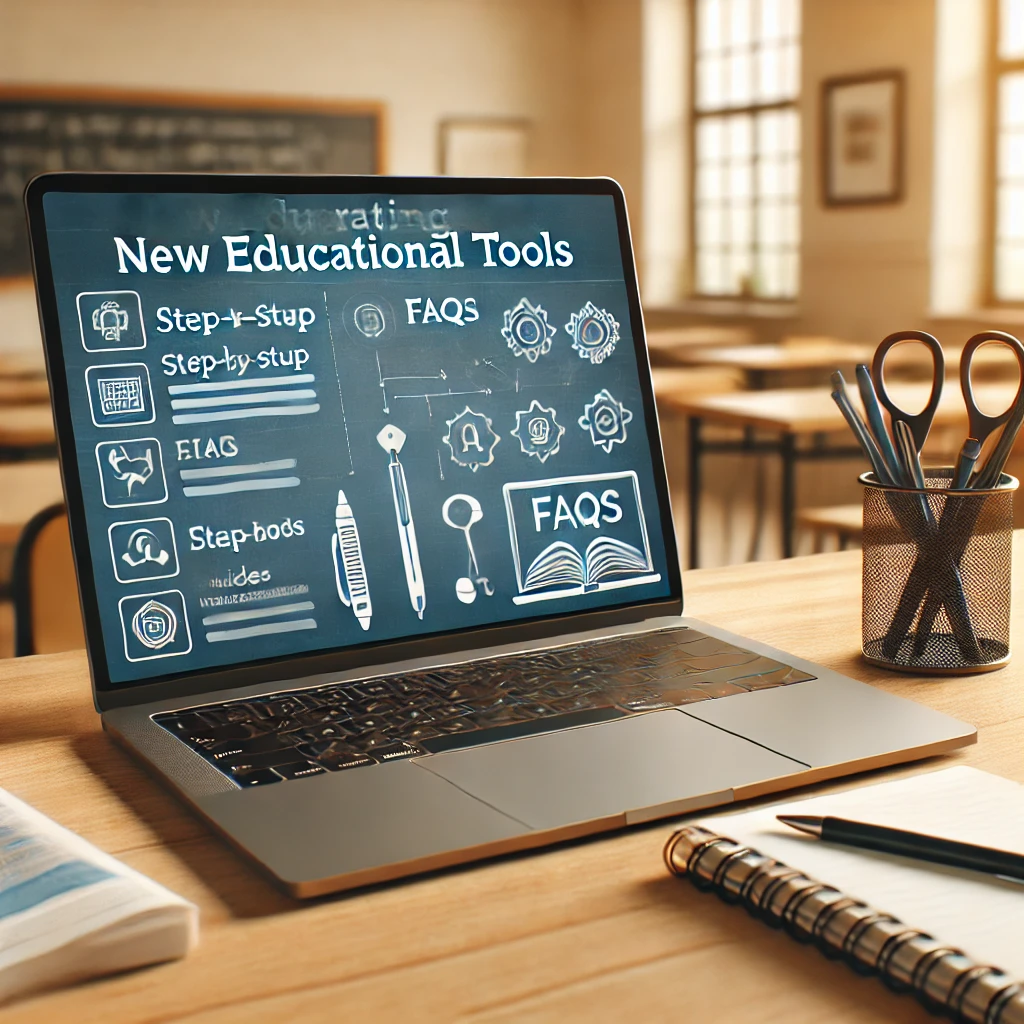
left=870, top=330, right=945, bottom=455
left=958, top=330, right=1024, bottom=488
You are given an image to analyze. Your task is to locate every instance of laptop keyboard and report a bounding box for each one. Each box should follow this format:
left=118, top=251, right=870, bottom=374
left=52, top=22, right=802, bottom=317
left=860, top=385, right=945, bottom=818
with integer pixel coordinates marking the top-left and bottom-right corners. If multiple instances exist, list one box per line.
left=154, top=626, right=815, bottom=788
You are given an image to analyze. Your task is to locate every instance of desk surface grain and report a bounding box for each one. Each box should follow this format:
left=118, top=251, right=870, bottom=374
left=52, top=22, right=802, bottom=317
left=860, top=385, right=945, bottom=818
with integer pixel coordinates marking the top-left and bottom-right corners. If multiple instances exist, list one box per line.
left=3, top=540, right=1024, bottom=1024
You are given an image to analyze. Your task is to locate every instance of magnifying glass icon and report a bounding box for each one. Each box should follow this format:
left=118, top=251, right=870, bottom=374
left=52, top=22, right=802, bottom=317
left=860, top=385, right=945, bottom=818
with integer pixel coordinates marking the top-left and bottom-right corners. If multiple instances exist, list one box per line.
left=441, top=494, right=494, bottom=603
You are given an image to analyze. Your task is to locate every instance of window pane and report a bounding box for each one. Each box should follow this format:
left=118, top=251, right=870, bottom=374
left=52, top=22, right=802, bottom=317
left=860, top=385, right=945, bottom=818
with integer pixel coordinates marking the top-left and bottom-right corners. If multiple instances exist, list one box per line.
left=697, top=116, right=726, bottom=161
left=996, top=244, right=1024, bottom=300
left=760, top=0, right=784, bottom=42
left=697, top=164, right=724, bottom=201
left=727, top=114, right=753, bottom=158
left=999, top=185, right=1024, bottom=240
left=1001, top=130, right=1024, bottom=180
left=1002, top=0, right=1024, bottom=58
left=697, top=54, right=726, bottom=110
left=1001, top=74, right=1024, bottom=130
left=697, top=204, right=725, bottom=246
left=757, top=47, right=781, bottom=102
left=697, top=0, right=725, bottom=53
left=729, top=0, right=752, bottom=47
left=727, top=48, right=753, bottom=106
left=697, top=251, right=727, bottom=293
left=692, top=5, right=800, bottom=299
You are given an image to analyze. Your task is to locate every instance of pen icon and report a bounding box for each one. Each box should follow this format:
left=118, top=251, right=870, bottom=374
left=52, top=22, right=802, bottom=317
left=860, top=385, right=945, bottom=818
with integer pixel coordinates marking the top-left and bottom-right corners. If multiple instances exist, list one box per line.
left=332, top=488, right=372, bottom=631
left=376, top=424, right=426, bottom=619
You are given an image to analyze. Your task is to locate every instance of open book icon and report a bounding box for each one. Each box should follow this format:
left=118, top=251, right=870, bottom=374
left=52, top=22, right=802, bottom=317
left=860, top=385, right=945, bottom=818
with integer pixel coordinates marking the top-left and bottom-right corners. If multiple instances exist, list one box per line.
left=504, top=471, right=662, bottom=606
left=523, top=536, right=651, bottom=593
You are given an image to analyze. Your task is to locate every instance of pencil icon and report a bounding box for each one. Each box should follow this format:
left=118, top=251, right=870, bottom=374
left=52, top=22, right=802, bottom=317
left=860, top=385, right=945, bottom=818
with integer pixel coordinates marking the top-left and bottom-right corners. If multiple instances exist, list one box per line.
left=332, top=488, right=372, bottom=630
left=376, top=424, right=426, bottom=620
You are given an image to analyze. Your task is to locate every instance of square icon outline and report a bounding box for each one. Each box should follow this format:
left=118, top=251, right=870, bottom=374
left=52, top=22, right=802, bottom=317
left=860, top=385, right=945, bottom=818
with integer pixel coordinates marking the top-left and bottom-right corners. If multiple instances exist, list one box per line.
left=85, top=362, right=156, bottom=428
left=77, top=290, right=147, bottom=352
left=108, top=517, right=180, bottom=584
left=118, top=589, right=193, bottom=663
left=95, top=437, right=168, bottom=508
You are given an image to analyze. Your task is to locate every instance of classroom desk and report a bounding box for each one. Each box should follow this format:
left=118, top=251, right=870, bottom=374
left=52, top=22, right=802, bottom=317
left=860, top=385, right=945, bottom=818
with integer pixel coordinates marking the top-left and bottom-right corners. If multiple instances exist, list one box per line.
left=657, top=381, right=1020, bottom=567
left=0, top=404, right=56, bottom=460
left=646, top=325, right=754, bottom=365
left=0, top=460, right=62, bottom=544
left=664, top=340, right=872, bottom=389
left=4, top=542, right=1020, bottom=1022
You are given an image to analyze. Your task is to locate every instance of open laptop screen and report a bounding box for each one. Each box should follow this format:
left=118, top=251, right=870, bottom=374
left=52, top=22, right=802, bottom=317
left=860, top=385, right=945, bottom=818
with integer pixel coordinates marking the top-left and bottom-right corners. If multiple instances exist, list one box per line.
left=32, top=179, right=678, bottom=690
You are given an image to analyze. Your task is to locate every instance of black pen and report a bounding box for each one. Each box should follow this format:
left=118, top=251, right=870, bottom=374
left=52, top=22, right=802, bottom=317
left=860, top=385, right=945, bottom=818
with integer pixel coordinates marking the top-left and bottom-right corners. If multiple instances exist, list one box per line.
left=777, top=814, right=1024, bottom=881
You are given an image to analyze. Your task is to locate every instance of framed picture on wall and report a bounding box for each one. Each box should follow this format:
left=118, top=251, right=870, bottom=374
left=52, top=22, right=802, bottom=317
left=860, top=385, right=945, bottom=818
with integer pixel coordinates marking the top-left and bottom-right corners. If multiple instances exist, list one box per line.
left=821, top=70, right=904, bottom=206
left=438, top=118, right=530, bottom=177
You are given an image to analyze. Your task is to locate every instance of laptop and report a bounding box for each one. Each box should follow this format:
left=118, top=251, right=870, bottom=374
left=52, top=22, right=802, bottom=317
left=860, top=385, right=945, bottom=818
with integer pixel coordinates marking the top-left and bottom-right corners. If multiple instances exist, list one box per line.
left=24, top=173, right=974, bottom=897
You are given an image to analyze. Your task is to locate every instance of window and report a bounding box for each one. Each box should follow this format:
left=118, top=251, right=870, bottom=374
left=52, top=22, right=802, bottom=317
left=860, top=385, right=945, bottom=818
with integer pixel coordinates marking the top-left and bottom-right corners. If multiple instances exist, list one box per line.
left=691, top=0, right=801, bottom=299
left=993, top=0, right=1024, bottom=302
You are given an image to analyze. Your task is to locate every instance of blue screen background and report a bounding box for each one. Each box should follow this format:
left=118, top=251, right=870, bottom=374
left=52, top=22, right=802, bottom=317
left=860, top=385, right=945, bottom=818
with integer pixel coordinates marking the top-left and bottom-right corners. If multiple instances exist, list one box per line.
left=41, top=189, right=674, bottom=684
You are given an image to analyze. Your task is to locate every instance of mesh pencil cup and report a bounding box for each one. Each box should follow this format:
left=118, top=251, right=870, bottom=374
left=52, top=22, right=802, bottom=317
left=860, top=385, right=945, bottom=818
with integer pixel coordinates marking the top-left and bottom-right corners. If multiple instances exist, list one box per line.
left=861, top=468, right=1016, bottom=674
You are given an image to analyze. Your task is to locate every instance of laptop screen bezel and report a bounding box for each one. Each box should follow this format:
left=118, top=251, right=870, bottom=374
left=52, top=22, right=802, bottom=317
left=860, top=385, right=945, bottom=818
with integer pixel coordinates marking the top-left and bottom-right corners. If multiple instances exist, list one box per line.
left=24, top=172, right=683, bottom=712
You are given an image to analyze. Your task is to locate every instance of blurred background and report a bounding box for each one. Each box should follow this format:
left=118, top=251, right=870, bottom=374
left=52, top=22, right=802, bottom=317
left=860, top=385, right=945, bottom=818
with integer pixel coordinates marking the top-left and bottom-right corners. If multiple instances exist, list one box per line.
left=1, top=0, right=1023, bottom=654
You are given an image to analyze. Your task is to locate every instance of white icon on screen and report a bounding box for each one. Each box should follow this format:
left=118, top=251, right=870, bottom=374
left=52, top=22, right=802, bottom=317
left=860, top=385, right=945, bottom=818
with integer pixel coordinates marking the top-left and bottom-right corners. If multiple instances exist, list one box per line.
left=132, top=599, right=178, bottom=650
left=86, top=363, right=155, bottom=427
left=108, top=517, right=179, bottom=583
left=354, top=302, right=386, bottom=338
left=118, top=589, right=192, bottom=662
left=123, top=528, right=170, bottom=567
left=96, top=438, right=167, bottom=508
left=92, top=300, right=130, bottom=343
left=77, top=291, right=146, bottom=352
left=108, top=445, right=153, bottom=494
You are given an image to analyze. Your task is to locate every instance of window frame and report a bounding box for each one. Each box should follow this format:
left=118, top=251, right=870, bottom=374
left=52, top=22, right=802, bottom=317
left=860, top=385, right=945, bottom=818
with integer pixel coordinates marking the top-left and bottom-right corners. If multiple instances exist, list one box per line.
left=687, top=0, right=801, bottom=302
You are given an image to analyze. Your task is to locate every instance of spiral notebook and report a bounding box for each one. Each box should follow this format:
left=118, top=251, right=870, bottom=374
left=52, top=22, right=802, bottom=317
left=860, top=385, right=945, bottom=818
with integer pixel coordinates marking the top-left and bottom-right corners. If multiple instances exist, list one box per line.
left=665, top=767, right=1024, bottom=1024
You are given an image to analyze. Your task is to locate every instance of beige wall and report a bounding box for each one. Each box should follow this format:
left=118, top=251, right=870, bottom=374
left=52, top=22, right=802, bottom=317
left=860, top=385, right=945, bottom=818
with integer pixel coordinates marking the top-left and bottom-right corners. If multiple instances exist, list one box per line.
left=799, top=0, right=936, bottom=342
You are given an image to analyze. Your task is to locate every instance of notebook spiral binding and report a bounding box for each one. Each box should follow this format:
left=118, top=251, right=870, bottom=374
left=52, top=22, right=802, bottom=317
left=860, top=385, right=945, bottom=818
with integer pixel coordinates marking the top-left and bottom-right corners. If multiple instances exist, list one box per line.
left=664, top=825, right=1024, bottom=1024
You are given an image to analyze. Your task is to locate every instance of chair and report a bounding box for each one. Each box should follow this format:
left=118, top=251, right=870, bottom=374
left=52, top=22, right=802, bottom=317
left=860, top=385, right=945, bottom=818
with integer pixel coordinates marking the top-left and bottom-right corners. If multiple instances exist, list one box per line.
left=11, top=503, right=85, bottom=656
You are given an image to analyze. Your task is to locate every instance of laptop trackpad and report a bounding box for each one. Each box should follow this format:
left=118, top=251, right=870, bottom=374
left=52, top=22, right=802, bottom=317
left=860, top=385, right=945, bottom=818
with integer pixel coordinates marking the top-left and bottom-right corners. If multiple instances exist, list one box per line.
left=416, top=709, right=806, bottom=830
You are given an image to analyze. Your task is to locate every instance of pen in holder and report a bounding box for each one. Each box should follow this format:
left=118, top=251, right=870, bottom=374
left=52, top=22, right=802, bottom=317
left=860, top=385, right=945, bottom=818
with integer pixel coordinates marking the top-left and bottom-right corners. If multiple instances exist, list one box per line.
left=861, top=469, right=1016, bottom=674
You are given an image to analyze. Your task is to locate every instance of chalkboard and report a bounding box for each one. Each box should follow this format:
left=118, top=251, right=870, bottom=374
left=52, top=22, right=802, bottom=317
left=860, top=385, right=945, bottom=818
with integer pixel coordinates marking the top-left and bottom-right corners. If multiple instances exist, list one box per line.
left=0, top=88, right=383, bottom=277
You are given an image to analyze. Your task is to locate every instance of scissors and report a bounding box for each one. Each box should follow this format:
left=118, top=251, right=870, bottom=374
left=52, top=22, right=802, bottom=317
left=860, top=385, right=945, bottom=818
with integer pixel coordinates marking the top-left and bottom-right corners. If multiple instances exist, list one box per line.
left=871, top=329, right=1024, bottom=483
left=871, top=330, right=1024, bottom=661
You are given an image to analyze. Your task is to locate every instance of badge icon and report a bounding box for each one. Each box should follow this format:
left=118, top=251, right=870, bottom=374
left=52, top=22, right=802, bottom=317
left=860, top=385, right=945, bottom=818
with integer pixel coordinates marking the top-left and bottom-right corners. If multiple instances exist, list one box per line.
left=118, top=590, right=192, bottom=662
left=442, top=406, right=500, bottom=472
left=512, top=400, right=564, bottom=463
left=354, top=302, right=386, bottom=338
left=108, top=517, right=179, bottom=583
left=85, top=363, right=155, bottom=427
left=565, top=302, right=620, bottom=365
left=501, top=297, right=556, bottom=362
left=579, top=389, right=633, bottom=453
left=77, top=291, right=146, bottom=352
left=95, top=438, right=167, bottom=507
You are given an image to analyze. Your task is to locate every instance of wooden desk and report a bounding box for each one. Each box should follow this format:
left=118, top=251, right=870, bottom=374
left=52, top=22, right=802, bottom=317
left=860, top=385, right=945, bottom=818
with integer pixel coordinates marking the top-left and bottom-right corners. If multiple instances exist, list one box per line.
left=646, top=325, right=754, bottom=365
left=658, top=382, right=1020, bottom=567
left=4, top=544, right=1021, bottom=1022
left=0, top=378, right=50, bottom=405
left=667, top=340, right=872, bottom=389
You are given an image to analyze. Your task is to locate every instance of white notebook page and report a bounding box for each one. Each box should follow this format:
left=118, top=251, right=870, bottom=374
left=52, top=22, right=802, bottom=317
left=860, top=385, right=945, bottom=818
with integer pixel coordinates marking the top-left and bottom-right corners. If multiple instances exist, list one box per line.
left=698, top=766, right=1024, bottom=977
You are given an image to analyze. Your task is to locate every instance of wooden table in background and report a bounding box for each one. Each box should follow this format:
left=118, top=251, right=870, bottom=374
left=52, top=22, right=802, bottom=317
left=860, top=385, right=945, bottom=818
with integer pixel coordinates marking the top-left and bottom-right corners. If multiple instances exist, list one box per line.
left=0, top=460, right=63, bottom=544
left=646, top=325, right=754, bottom=365
left=665, top=339, right=872, bottom=389
left=657, top=382, right=1020, bottom=567
left=0, top=404, right=56, bottom=458
left=4, top=541, right=1023, bottom=1022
